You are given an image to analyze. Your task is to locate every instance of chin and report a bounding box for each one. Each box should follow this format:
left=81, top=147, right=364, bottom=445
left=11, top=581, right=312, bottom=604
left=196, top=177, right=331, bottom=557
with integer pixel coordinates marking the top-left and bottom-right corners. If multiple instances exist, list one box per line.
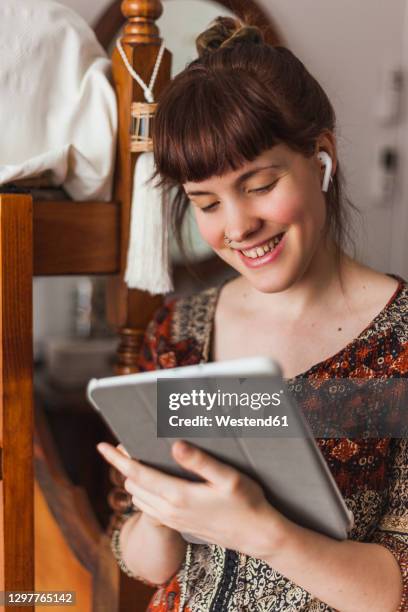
left=244, top=271, right=298, bottom=294
left=239, top=252, right=313, bottom=294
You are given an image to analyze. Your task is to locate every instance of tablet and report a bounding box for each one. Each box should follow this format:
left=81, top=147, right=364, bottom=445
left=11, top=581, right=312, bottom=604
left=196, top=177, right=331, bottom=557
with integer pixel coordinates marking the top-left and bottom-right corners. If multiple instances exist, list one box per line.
left=87, top=357, right=354, bottom=542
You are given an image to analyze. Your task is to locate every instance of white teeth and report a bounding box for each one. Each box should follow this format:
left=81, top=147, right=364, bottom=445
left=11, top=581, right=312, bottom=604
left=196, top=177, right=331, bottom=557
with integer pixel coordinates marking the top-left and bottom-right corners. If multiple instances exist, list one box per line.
left=241, top=234, right=283, bottom=259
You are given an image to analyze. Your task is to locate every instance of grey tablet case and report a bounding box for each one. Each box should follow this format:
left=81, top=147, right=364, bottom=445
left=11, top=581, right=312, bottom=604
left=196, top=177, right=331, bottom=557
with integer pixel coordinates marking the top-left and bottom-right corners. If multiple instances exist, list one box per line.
left=87, top=358, right=354, bottom=542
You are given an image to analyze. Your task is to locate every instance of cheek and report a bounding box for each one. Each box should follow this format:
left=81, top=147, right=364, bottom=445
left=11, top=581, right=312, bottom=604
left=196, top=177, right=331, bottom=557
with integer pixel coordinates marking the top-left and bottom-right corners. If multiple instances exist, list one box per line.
left=265, top=186, right=325, bottom=228
left=194, top=212, right=223, bottom=248
left=268, top=195, right=303, bottom=225
left=259, top=193, right=307, bottom=231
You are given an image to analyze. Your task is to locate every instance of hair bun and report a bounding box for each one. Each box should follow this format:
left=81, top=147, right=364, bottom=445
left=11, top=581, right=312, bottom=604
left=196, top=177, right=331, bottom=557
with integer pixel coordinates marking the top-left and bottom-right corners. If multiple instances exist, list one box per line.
left=196, top=16, right=264, bottom=57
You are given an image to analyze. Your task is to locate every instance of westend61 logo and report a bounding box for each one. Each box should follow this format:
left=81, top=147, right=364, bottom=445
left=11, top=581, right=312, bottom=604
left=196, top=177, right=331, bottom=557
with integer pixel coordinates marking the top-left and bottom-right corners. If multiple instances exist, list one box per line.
left=157, top=377, right=295, bottom=438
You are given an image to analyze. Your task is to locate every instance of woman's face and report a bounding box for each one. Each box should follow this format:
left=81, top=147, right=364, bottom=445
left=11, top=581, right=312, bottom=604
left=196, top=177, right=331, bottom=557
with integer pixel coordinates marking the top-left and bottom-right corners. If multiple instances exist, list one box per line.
left=183, top=142, right=335, bottom=293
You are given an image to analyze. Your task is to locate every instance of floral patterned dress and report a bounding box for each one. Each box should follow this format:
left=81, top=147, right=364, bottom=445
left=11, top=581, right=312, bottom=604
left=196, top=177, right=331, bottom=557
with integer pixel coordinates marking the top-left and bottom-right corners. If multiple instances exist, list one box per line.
left=117, top=278, right=408, bottom=612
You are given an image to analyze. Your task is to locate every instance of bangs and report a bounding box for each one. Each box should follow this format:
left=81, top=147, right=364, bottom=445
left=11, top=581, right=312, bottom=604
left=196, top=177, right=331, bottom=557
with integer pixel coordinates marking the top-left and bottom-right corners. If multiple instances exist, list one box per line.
left=154, top=69, right=286, bottom=185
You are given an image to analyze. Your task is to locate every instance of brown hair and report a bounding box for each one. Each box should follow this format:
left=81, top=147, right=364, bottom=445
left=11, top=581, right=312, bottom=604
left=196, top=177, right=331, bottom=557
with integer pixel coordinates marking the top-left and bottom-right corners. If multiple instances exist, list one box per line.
left=153, top=16, right=355, bottom=258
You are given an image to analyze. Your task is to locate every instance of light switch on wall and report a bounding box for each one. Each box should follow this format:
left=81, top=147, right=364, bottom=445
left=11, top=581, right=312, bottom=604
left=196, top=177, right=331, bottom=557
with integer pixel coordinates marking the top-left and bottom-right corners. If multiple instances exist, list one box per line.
left=371, top=145, right=399, bottom=206
left=375, top=66, right=404, bottom=125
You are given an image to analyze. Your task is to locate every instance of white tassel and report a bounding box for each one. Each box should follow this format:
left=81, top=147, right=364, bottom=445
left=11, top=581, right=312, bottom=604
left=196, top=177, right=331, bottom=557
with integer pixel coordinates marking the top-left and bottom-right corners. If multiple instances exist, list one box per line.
left=125, top=152, right=173, bottom=294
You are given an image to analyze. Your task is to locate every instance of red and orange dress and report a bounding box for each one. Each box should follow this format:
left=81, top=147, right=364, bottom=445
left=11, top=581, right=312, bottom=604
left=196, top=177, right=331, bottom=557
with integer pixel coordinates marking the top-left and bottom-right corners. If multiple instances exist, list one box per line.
left=114, top=278, right=408, bottom=612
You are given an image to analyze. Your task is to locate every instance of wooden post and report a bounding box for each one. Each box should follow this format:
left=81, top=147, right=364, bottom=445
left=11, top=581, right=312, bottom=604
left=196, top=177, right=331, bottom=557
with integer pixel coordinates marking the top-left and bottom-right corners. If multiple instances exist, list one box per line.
left=105, top=3, right=170, bottom=608
left=0, top=194, right=34, bottom=611
left=106, top=0, right=170, bottom=375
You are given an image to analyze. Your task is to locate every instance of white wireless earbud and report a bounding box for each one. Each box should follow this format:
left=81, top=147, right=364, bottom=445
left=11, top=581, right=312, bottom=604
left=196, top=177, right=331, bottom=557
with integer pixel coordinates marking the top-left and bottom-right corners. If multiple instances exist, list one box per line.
left=317, top=151, right=333, bottom=192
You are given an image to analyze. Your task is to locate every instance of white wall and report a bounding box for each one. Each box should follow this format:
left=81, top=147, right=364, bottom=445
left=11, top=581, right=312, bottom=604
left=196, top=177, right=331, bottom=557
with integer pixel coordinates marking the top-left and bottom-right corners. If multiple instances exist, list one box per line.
left=35, top=0, right=407, bottom=353
left=257, top=0, right=407, bottom=275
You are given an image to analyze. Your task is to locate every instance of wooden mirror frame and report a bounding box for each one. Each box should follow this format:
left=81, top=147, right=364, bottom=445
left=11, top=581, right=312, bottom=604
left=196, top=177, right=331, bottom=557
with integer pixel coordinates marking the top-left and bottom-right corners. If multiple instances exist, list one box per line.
left=94, top=0, right=283, bottom=51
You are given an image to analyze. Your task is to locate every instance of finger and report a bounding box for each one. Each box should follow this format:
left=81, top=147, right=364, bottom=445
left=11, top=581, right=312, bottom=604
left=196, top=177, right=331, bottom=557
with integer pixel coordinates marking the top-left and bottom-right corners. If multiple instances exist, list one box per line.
left=124, top=478, right=169, bottom=512
left=97, top=442, right=189, bottom=499
left=171, top=441, right=235, bottom=487
left=117, top=444, right=131, bottom=458
left=126, top=482, right=177, bottom=529
left=128, top=494, right=163, bottom=523
left=97, top=443, right=145, bottom=481
left=97, top=443, right=134, bottom=477
left=126, top=481, right=163, bottom=511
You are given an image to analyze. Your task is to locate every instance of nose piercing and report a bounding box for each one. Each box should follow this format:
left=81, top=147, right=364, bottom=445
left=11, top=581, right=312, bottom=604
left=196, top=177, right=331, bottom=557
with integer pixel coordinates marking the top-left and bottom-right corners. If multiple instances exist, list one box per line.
left=224, top=235, right=232, bottom=247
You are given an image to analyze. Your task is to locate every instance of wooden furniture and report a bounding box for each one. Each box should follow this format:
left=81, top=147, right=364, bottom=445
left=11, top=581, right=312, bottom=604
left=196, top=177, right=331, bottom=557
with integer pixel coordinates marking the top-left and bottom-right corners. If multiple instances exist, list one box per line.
left=0, top=2, right=282, bottom=610
left=0, top=194, right=34, bottom=612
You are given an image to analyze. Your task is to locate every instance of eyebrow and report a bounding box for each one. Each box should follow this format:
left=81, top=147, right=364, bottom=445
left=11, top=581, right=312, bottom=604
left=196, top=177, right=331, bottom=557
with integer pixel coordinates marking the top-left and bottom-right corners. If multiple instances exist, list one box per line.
left=185, top=164, right=282, bottom=196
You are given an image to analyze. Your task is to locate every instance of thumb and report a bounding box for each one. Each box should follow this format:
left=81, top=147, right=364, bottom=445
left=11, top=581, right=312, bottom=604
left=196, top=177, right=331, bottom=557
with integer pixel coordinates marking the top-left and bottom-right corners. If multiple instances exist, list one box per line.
left=172, top=441, right=233, bottom=486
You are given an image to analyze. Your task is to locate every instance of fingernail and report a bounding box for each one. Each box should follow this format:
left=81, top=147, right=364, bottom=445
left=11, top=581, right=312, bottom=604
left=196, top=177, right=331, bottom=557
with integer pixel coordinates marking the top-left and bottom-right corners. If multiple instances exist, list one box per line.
left=97, top=443, right=108, bottom=454
left=118, top=444, right=131, bottom=458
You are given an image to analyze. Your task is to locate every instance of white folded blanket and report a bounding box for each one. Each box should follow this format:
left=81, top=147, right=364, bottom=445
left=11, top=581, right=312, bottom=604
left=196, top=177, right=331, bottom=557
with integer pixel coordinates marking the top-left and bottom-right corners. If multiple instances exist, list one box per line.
left=0, top=0, right=117, bottom=200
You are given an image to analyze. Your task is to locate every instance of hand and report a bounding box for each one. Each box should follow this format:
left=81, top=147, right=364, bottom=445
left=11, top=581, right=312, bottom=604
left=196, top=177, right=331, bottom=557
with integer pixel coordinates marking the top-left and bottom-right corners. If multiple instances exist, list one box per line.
left=97, top=440, right=288, bottom=558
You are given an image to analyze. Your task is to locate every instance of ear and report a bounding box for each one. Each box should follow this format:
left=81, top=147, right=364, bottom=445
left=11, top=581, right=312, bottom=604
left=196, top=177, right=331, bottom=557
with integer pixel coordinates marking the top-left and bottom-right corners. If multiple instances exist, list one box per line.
left=315, top=131, right=338, bottom=177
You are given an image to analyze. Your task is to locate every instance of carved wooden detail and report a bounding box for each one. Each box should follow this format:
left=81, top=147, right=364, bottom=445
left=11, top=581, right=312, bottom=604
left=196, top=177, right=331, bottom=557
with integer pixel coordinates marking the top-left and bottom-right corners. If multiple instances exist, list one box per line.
left=107, top=483, right=133, bottom=533
left=107, top=0, right=169, bottom=373
left=114, top=327, right=146, bottom=375
left=121, top=0, right=164, bottom=44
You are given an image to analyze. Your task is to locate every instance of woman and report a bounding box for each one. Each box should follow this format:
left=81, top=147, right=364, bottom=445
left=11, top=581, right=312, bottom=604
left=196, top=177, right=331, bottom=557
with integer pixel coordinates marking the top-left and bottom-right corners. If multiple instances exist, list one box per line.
left=97, top=18, right=408, bottom=611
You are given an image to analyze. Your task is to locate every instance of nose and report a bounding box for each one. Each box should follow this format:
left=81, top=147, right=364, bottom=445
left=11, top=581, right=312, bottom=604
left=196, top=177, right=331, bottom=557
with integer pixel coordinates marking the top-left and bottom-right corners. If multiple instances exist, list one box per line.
left=223, top=200, right=263, bottom=245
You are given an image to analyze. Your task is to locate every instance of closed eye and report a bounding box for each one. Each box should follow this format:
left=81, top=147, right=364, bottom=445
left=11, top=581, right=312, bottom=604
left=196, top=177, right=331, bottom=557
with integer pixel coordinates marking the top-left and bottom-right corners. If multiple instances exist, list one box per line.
left=200, top=201, right=219, bottom=212
left=248, top=181, right=278, bottom=194
left=195, top=180, right=277, bottom=211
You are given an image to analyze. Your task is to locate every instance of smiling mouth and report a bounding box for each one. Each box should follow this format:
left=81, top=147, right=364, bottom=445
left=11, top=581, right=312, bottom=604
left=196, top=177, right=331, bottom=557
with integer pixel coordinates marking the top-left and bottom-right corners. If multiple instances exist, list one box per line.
left=239, top=233, right=285, bottom=259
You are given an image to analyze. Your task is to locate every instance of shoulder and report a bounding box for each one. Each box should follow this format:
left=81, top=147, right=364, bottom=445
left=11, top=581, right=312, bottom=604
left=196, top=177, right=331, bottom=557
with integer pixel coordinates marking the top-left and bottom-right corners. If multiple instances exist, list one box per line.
left=342, top=259, right=408, bottom=342
left=138, top=286, right=221, bottom=370
left=361, top=275, right=408, bottom=344
left=339, top=274, right=408, bottom=378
